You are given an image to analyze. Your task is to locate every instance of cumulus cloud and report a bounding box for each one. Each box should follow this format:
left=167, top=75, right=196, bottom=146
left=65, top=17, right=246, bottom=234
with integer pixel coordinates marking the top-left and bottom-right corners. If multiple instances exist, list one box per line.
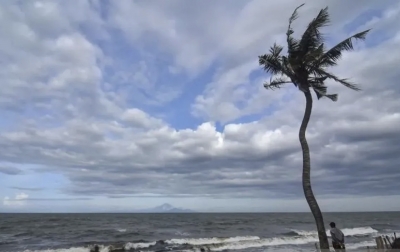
left=0, top=0, right=399, bottom=211
left=3, top=193, right=29, bottom=206
left=120, top=108, right=165, bottom=129
left=15, top=193, right=29, bottom=200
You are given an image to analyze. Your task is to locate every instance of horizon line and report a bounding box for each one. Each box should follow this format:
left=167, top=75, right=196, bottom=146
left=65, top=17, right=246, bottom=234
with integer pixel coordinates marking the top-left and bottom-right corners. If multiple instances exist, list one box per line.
left=1, top=210, right=399, bottom=214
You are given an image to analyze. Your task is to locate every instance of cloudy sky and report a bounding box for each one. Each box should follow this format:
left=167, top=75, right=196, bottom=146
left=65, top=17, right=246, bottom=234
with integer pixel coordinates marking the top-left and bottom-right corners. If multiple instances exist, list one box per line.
left=1, top=0, right=399, bottom=213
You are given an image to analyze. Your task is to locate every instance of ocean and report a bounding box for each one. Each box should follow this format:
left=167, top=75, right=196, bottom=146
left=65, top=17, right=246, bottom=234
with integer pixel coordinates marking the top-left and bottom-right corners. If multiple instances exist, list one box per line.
left=0, top=212, right=399, bottom=252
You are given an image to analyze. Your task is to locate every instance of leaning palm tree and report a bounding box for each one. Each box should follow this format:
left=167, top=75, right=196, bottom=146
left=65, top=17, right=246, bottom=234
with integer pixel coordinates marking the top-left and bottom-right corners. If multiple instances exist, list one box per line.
left=258, top=4, right=369, bottom=250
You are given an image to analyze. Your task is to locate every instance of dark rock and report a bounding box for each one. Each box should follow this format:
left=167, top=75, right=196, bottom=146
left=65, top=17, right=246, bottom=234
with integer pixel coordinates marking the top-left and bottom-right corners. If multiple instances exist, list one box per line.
left=392, top=238, right=400, bottom=249
left=156, top=240, right=166, bottom=245
left=90, top=245, right=100, bottom=252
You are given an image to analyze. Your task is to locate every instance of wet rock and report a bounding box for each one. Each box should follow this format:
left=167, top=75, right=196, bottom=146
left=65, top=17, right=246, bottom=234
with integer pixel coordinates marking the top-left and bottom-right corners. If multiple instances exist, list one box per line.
left=90, top=245, right=100, bottom=252
left=392, top=238, right=400, bottom=249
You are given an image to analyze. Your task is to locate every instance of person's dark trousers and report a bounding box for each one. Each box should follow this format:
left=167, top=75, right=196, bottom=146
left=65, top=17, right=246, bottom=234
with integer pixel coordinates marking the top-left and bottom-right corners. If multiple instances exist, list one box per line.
left=332, top=241, right=346, bottom=252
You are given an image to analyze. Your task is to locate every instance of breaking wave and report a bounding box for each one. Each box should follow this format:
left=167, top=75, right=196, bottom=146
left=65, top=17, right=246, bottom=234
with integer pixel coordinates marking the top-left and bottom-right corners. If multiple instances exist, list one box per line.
left=165, top=235, right=260, bottom=245
left=124, top=241, right=156, bottom=250
left=17, top=226, right=383, bottom=252
left=183, top=235, right=318, bottom=251
left=291, top=226, right=379, bottom=237
left=21, top=246, right=111, bottom=252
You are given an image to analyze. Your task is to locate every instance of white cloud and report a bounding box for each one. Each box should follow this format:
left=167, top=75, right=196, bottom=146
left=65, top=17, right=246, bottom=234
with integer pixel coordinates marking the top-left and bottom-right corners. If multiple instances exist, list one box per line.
left=0, top=1, right=118, bottom=121
left=108, top=0, right=393, bottom=123
left=121, top=108, right=164, bottom=129
left=0, top=0, right=399, bottom=212
left=3, top=193, right=29, bottom=207
left=15, top=192, right=29, bottom=200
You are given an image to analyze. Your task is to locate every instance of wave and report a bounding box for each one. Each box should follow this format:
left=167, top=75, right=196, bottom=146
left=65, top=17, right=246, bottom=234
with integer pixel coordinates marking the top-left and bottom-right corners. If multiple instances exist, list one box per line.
left=14, top=231, right=34, bottom=237
left=124, top=241, right=156, bottom=250
left=175, top=231, right=191, bottom=236
left=165, top=236, right=260, bottom=245
left=22, top=246, right=110, bottom=252
left=281, top=231, right=299, bottom=236
left=16, top=227, right=385, bottom=252
left=20, top=236, right=303, bottom=252
left=191, top=236, right=319, bottom=251
left=341, top=227, right=379, bottom=237
left=291, top=226, right=378, bottom=237
left=346, top=240, right=377, bottom=250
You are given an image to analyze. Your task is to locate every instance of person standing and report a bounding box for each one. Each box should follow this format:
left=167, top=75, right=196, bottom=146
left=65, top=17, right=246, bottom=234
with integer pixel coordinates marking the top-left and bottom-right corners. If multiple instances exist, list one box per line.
left=329, top=222, right=345, bottom=251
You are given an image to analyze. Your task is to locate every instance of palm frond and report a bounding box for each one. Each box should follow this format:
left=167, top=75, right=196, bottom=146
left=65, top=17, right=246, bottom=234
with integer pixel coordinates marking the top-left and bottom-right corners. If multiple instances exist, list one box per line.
left=310, top=7, right=330, bottom=29
left=281, top=56, right=296, bottom=79
left=325, top=94, right=338, bottom=101
left=264, top=77, right=292, bottom=90
left=313, top=68, right=361, bottom=91
left=304, top=43, right=325, bottom=67
left=299, top=7, right=330, bottom=55
left=259, top=44, right=286, bottom=75
left=309, top=76, right=326, bottom=98
left=288, top=3, right=304, bottom=26
left=311, top=83, right=337, bottom=101
left=316, top=29, right=370, bottom=67
left=312, top=84, right=327, bottom=99
left=269, top=43, right=284, bottom=56
left=259, top=55, right=282, bottom=75
left=287, top=4, right=304, bottom=53
left=260, top=4, right=367, bottom=100
left=309, top=76, right=338, bottom=101
left=310, top=80, right=338, bottom=101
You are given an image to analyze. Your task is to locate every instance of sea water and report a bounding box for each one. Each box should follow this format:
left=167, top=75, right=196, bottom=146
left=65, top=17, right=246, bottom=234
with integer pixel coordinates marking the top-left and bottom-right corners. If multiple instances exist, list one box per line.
left=0, top=212, right=399, bottom=252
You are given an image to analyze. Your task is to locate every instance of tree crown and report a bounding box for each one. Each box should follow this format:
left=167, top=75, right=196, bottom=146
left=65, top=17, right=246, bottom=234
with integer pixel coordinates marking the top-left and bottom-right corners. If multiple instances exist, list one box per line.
left=258, top=4, right=370, bottom=101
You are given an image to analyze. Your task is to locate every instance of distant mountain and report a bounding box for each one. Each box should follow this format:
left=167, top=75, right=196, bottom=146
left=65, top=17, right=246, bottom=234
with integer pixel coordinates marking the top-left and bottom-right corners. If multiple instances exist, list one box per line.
left=139, top=203, right=195, bottom=213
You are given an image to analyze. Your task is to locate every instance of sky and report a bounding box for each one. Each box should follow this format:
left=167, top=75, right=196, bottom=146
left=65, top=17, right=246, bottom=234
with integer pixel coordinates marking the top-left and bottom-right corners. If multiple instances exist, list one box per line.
left=0, top=0, right=400, bottom=213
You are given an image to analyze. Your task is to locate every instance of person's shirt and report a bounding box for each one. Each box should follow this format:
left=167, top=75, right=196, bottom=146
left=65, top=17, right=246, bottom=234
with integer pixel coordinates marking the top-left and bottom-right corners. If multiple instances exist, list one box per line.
left=330, top=227, right=345, bottom=243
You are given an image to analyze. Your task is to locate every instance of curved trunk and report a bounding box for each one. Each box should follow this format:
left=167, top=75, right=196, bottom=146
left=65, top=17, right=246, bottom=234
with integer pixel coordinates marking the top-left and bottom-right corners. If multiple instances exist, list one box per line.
left=299, top=90, right=330, bottom=250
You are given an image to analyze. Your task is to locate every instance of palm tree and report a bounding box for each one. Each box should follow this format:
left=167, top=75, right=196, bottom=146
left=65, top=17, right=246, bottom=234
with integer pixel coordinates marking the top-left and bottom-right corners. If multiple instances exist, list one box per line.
left=258, top=4, right=369, bottom=250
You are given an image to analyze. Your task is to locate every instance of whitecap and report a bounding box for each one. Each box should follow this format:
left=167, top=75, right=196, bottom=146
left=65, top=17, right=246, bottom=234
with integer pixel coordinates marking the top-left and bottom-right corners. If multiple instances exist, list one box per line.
left=291, top=226, right=378, bottom=237
left=124, top=241, right=156, bottom=250
left=165, top=236, right=260, bottom=245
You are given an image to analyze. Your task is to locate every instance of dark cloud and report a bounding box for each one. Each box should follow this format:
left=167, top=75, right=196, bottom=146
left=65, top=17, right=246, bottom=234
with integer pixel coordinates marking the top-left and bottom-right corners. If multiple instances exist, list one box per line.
left=5, top=198, right=93, bottom=202
left=1, top=104, right=399, bottom=199
left=0, top=0, right=399, bottom=206
left=107, top=194, right=211, bottom=199
left=10, top=186, right=43, bottom=191
left=0, top=166, right=22, bottom=175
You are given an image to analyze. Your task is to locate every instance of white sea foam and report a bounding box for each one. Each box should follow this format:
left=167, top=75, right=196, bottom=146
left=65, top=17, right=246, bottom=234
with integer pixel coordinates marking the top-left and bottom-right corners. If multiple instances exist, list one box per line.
left=177, top=248, right=312, bottom=252
left=181, top=237, right=380, bottom=252
left=165, top=235, right=319, bottom=251
left=341, top=227, right=379, bottom=236
left=116, top=228, right=127, bottom=233
left=175, top=231, right=191, bottom=236
left=292, top=226, right=378, bottom=237
left=16, top=227, right=387, bottom=252
left=164, top=227, right=382, bottom=251
left=203, top=236, right=320, bottom=251
left=165, top=235, right=260, bottom=245
left=346, top=240, right=377, bottom=250
left=21, top=241, right=155, bottom=252
left=22, top=246, right=110, bottom=252
left=124, top=241, right=156, bottom=249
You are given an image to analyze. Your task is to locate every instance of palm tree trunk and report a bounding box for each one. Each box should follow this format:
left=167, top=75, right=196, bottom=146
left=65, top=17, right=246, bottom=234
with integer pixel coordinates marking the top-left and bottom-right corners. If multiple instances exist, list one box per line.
left=299, top=90, right=330, bottom=250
